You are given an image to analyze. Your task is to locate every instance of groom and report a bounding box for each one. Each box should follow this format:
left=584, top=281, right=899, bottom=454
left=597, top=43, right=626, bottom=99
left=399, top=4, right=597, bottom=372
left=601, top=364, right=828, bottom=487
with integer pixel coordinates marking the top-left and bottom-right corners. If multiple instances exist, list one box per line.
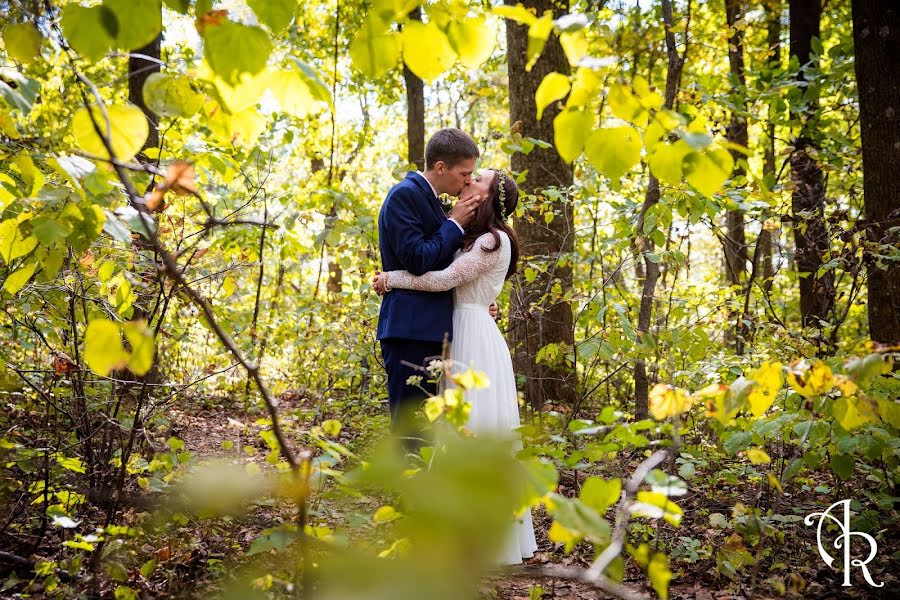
left=376, top=128, right=484, bottom=444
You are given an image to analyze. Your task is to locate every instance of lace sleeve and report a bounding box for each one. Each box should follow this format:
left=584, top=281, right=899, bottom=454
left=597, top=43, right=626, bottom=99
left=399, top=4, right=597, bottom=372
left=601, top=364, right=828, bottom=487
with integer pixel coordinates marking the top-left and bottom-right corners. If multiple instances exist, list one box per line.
left=386, top=233, right=502, bottom=292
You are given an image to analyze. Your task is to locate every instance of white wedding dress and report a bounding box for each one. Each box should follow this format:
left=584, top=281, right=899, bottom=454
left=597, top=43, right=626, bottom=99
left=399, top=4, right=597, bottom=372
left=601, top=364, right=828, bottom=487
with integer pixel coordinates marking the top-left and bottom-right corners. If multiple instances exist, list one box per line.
left=385, top=230, right=538, bottom=565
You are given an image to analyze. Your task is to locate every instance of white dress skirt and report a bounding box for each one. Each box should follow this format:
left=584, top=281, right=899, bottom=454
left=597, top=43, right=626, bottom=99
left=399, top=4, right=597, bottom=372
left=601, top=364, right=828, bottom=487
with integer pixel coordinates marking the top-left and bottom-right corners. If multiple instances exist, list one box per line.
left=385, top=231, right=537, bottom=565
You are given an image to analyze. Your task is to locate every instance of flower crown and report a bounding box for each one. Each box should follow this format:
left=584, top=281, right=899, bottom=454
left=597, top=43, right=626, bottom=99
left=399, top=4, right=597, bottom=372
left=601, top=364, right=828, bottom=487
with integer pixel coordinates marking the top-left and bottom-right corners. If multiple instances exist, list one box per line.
left=498, top=170, right=508, bottom=220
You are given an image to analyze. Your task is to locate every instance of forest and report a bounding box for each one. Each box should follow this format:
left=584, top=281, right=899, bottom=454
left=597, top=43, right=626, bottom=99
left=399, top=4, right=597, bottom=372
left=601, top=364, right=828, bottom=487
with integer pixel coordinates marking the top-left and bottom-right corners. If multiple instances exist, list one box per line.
left=0, top=0, right=898, bottom=598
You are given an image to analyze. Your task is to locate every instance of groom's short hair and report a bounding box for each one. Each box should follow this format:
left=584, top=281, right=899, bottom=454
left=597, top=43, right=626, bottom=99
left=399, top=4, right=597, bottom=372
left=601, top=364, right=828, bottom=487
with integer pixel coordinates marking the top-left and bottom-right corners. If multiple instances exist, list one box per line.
left=425, top=128, right=480, bottom=170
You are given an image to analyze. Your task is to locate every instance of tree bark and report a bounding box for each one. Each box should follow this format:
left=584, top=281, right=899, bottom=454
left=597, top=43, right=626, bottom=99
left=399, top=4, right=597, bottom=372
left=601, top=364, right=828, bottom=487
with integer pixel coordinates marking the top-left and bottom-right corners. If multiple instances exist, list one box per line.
left=128, top=34, right=161, bottom=154
left=504, top=0, right=577, bottom=410
left=852, top=0, right=900, bottom=344
left=633, top=0, right=686, bottom=419
left=789, top=0, right=834, bottom=332
left=723, top=0, right=748, bottom=289
left=403, top=8, right=426, bottom=170
left=760, top=0, right=782, bottom=295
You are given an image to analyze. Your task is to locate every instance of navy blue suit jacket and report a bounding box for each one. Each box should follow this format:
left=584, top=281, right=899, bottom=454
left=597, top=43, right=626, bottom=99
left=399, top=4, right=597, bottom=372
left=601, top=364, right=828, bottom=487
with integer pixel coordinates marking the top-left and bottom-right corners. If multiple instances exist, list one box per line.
left=376, top=172, right=463, bottom=343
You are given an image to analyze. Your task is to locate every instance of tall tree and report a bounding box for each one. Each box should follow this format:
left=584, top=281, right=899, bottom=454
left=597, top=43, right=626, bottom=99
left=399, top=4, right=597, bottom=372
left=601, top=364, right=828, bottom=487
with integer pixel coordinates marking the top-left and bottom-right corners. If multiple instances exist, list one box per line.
left=402, top=7, right=426, bottom=170
left=852, top=0, right=900, bottom=343
left=504, top=0, right=577, bottom=409
left=723, top=0, right=748, bottom=288
left=633, top=0, right=687, bottom=418
left=724, top=0, right=749, bottom=353
left=128, top=34, right=161, bottom=154
left=789, top=0, right=834, bottom=332
left=759, top=0, right=781, bottom=295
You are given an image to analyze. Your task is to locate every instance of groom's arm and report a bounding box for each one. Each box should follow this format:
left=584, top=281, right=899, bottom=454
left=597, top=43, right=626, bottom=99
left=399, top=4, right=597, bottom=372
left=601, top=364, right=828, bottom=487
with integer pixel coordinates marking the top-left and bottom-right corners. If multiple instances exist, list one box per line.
left=383, top=190, right=464, bottom=276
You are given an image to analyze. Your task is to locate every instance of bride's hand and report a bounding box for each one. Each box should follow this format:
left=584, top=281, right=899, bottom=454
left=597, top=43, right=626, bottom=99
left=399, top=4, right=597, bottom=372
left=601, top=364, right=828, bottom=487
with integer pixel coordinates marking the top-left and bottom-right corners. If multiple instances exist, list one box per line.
left=372, top=272, right=389, bottom=296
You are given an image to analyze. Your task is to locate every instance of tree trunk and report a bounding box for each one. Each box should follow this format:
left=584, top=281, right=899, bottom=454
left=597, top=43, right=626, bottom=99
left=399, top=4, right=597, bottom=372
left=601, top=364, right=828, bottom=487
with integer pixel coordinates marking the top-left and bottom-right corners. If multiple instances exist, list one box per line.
left=852, top=0, right=900, bottom=344
left=724, top=0, right=749, bottom=353
left=633, top=0, right=686, bottom=419
left=504, top=0, right=577, bottom=410
left=403, top=8, right=426, bottom=170
left=128, top=34, right=161, bottom=154
left=723, top=0, right=748, bottom=288
left=789, top=0, right=834, bottom=332
left=760, top=0, right=782, bottom=295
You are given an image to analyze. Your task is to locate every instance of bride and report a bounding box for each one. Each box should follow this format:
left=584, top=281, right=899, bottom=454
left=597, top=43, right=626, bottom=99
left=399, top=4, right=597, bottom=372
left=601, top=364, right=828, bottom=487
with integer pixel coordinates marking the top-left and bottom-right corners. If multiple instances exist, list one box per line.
left=373, top=168, right=537, bottom=565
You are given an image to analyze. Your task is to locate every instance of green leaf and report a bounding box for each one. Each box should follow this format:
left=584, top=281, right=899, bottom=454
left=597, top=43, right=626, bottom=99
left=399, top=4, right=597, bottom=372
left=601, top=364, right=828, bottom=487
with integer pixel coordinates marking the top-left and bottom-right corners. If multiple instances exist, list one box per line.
left=547, top=494, right=611, bottom=543
left=142, top=73, right=204, bottom=118
left=163, top=0, right=189, bottom=13
left=553, top=109, right=592, bottom=163
left=3, top=262, right=36, bottom=295
left=830, top=453, right=853, bottom=480
left=585, top=125, right=642, bottom=180
left=373, top=505, right=401, bottom=523
left=247, top=524, right=298, bottom=555
left=648, top=139, right=691, bottom=186
left=106, top=0, right=161, bottom=52
left=202, top=19, right=272, bottom=85
left=447, top=16, right=495, bottom=69
left=579, top=477, right=621, bottom=514
left=535, top=72, right=570, bottom=121
left=401, top=20, right=456, bottom=82
left=61, top=5, right=115, bottom=61
left=350, top=17, right=401, bottom=78
left=877, top=399, right=900, bottom=429
left=71, top=103, right=149, bottom=163
left=0, top=68, right=40, bottom=114
left=84, top=319, right=129, bottom=376
left=32, top=217, right=72, bottom=245
left=248, top=0, right=295, bottom=34
left=683, top=146, right=734, bottom=197
left=3, top=23, right=42, bottom=64
left=56, top=454, right=86, bottom=474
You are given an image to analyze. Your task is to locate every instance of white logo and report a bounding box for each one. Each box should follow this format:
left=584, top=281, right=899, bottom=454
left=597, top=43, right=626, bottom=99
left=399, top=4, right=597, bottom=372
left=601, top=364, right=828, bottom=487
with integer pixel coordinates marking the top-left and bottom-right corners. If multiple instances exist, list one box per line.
left=805, top=499, right=883, bottom=588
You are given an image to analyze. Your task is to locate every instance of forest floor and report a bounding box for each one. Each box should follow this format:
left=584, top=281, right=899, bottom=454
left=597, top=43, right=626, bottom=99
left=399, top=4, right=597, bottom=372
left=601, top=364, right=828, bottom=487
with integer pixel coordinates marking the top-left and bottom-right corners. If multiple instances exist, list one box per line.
left=151, top=391, right=897, bottom=600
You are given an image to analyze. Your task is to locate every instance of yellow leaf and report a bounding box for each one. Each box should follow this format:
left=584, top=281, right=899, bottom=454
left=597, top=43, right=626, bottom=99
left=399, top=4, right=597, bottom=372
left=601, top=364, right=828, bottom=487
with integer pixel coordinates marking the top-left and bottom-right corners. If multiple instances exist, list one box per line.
left=833, top=375, right=859, bottom=397
left=526, top=11, right=554, bottom=71
left=548, top=520, right=581, bottom=552
left=767, top=473, right=783, bottom=494
left=683, top=146, right=734, bottom=197
left=832, top=396, right=877, bottom=431
left=350, top=17, right=401, bottom=78
left=553, top=108, right=592, bottom=163
left=321, top=419, right=342, bottom=437
left=203, top=100, right=265, bottom=147
left=84, top=319, right=129, bottom=376
left=535, top=72, right=570, bottom=121
left=3, top=23, right=42, bottom=64
left=122, top=320, right=155, bottom=376
left=567, top=67, right=602, bottom=109
left=746, top=447, right=771, bottom=465
left=401, top=20, right=456, bottom=82
left=424, top=396, right=444, bottom=422
left=786, top=359, right=834, bottom=398
left=560, top=30, right=588, bottom=65
left=649, top=384, right=693, bottom=420
left=373, top=505, right=401, bottom=523
left=585, top=125, right=642, bottom=180
left=267, top=69, right=329, bottom=118
left=608, top=81, right=647, bottom=127
left=451, top=369, right=489, bottom=390
left=447, top=16, right=495, bottom=69
left=493, top=4, right=538, bottom=26
left=3, top=262, right=36, bottom=295
left=648, top=139, right=691, bottom=186
left=71, top=103, right=149, bottom=163
left=747, top=361, right=783, bottom=417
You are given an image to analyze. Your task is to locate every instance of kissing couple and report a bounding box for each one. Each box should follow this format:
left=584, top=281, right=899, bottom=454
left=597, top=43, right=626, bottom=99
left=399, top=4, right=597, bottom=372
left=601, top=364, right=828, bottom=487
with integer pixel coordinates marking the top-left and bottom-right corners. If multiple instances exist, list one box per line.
left=373, top=128, right=537, bottom=565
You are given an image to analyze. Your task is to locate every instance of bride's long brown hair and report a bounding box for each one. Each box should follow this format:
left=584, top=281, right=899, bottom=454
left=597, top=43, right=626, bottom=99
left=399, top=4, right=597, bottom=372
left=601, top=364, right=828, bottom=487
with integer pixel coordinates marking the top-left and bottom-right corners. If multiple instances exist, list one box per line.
left=460, top=170, right=520, bottom=280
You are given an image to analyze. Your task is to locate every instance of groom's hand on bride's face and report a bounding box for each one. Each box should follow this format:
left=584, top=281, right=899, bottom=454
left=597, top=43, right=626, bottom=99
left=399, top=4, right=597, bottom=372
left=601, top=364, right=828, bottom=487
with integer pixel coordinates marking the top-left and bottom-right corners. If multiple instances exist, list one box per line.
left=448, top=194, right=482, bottom=227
